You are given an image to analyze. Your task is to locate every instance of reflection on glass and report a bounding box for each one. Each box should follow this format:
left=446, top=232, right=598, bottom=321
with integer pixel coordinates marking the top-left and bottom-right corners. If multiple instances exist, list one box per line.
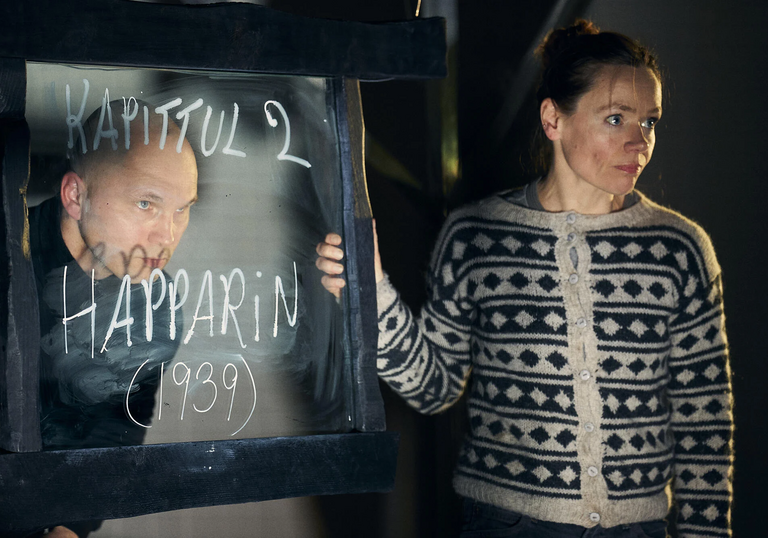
left=27, top=63, right=349, bottom=450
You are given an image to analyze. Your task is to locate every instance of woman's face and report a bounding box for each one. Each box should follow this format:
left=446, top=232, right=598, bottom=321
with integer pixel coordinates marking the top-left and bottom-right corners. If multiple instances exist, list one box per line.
left=554, top=65, right=662, bottom=197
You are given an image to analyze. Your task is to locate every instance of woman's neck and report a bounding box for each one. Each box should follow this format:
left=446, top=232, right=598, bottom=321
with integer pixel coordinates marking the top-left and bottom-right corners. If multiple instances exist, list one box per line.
left=537, top=173, right=625, bottom=215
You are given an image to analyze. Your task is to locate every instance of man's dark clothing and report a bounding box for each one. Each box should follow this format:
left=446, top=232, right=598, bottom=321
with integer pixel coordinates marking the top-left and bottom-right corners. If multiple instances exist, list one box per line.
left=29, top=196, right=181, bottom=450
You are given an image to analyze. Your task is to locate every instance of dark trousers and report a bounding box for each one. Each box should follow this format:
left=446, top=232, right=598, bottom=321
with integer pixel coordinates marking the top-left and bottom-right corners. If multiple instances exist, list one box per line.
left=460, top=499, right=668, bottom=538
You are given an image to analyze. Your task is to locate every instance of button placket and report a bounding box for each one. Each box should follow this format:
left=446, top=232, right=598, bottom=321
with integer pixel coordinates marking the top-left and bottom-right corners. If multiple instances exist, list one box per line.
left=559, top=214, right=609, bottom=523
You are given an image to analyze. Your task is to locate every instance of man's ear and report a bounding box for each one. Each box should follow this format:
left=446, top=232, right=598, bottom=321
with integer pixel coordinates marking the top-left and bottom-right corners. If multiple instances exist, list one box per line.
left=60, top=171, right=86, bottom=221
left=540, top=98, right=563, bottom=141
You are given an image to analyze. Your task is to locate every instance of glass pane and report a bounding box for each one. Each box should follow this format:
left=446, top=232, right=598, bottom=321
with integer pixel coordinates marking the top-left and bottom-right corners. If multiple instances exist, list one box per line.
left=26, top=62, right=350, bottom=449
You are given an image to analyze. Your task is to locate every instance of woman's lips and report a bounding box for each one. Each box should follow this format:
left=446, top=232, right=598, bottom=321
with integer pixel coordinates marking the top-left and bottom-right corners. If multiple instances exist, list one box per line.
left=615, top=164, right=641, bottom=174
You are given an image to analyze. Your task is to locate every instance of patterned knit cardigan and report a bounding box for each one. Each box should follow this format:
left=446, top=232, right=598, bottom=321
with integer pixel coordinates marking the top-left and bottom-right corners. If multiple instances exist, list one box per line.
left=376, top=192, right=733, bottom=537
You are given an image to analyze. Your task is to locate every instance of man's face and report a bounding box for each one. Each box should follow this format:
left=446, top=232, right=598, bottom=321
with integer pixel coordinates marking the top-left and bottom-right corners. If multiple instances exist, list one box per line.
left=78, top=140, right=198, bottom=283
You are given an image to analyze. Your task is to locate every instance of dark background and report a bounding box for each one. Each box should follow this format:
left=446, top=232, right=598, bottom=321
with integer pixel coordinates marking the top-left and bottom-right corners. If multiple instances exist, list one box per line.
left=124, top=1, right=768, bottom=535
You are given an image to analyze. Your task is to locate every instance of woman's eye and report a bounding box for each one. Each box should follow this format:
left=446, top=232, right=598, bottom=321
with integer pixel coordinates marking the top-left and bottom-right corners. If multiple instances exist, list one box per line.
left=606, top=115, right=622, bottom=126
left=642, top=117, right=658, bottom=129
left=136, top=200, right=151, bottom=210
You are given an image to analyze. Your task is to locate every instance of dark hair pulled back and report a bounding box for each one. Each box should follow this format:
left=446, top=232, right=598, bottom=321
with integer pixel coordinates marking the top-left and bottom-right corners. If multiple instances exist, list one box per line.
left=532, top=19, right=661, bottom=173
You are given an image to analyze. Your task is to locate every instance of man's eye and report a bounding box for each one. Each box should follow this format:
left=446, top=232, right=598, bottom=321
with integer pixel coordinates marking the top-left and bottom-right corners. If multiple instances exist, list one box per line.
left=606, top=115, right=622, bottom=126
left=137, top=200, right=151, bottom=210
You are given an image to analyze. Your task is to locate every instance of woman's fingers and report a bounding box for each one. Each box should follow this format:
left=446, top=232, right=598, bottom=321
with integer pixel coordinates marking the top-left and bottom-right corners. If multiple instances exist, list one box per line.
left=317, top=233, right=346, bottom=299
left=315, top=253, right=344, bottom=276
left=321, top=274, right=346, bottom=299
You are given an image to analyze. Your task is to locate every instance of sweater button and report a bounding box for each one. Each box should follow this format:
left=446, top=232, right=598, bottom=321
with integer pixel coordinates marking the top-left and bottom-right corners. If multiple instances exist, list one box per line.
left=568, top=273, right=579, bottom=284
left=584, top=422, right=595, bottom=432
left=567, top=232, right=577, bottom=242
left=566, top=213, right=577, bottom=224
left=589, top=512, right=601, bottom=523
left=576, top=317, right=587, bottom=328
left=587, top=466, right=599, bottom=477
left=579, top=369, right=591, bottom=381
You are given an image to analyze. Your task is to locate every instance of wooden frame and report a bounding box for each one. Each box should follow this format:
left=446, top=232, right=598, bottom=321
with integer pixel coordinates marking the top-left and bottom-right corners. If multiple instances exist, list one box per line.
left=0, top=0, right=445, bottom=532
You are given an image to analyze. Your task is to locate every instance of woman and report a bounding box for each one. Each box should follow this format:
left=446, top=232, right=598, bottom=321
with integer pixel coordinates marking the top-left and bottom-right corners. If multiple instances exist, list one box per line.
left=317, top=20, right=732, bottom=538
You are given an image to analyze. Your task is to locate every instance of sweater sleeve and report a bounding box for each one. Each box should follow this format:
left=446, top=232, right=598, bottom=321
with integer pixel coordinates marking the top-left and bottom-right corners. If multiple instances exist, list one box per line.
left=668, top=265, right=733, bottom=538
left=375, top=213, right=476, bottom=414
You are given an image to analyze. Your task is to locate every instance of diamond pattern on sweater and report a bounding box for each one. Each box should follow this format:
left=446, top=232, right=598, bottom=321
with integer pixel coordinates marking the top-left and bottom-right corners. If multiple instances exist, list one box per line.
left=706, top=435, right=726, bottom=451
left=559, top=466, right=578, bottom=485
left=483, top=273, right=502, bottom=291
left=508, top=272, right=530, bottom=290
left=599, top=318, right=621, bottom=336
left=546, top=351, right=568, bottom=370
left=491, top=312, right=509, bottom=328
left=519, top=350, right=540, bottom=367
left=628, top=320, right=649, bottom=337
left=702, top=505, right=720, bottom=522
left=544, top=312, right=566, bottom=330
left=529, top=427, right=550, bottom=444
left=531, top=239, right=552, bottom=257
left=676, top=466, right=726, bottom=488
left=554, top=391, right=572, bottom=411
left=608, top=470, right=625, bottom=486
left=473, top=233, right=494, bottom=252
left=500, top=236, right=523, bottom=254
left=601, top=356, right=622, bottom=374
left=622, top=242, right=643, bottom=258
left=622, top=280, right=643, bottom=298
left=530, top=388, right=548, bottom=406
left=533, top=465, right=553, bottom=482
left=555, top=429, right=577, bottom=448
left=649, top=241, right=669, bottom=260
left=601, top=388, right=668, bottom=419
left=648, top=282, right=668, bottom=300
left=506, top=459, right=525, bottom=476
left=595, top=241, right=617, bottom=258
left=513, top=311, right=534, bottom=328
left=603, top=462, right=671, bottom=494
left=679, top=436, right=697, bottom=450
left=537, top=274, right=559, bottom=293
left=703, top=364, right=721, bottom=381
left=677, top=369, right=696, bottom=385
left=594, top=279, right=617, bottom=298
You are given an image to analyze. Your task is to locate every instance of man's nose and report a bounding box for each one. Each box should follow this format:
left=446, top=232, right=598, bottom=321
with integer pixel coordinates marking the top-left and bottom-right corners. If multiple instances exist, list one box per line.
left=149, top=213, right=175, bottom=245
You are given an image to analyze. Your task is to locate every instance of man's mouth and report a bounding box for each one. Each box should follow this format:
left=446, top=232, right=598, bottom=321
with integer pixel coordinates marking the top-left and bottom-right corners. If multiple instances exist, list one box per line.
left=143, top=258, right=167, bottom=269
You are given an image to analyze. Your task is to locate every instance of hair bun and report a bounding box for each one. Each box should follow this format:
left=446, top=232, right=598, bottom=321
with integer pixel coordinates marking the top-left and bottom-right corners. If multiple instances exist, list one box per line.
left=537, top=19, right=600, bottom=69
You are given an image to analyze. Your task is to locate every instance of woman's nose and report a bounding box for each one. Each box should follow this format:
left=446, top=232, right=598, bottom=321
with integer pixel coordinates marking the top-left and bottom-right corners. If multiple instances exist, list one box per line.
left=625, top=124, right=649, bottom=152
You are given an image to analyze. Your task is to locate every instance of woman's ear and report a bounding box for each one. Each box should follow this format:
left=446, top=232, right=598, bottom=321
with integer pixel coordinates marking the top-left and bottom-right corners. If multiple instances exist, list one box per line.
left=60, top=171, right=86, bottom=221
left=540, top=98, right=562, bottom=141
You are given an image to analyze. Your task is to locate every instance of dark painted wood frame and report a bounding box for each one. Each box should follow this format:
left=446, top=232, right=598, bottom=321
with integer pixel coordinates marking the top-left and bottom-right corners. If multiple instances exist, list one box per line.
left=0, top=0, right=445, bottom=532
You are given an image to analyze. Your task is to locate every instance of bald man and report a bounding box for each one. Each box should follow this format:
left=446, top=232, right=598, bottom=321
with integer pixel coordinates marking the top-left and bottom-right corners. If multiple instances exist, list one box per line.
left=29, top=102, right=198, bottom=455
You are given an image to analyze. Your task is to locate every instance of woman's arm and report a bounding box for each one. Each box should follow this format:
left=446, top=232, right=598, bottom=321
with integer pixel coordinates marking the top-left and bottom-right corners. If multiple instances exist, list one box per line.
left=668, top=270, right=733, bottom=538
left=315, top=216, right=476, bottom=414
